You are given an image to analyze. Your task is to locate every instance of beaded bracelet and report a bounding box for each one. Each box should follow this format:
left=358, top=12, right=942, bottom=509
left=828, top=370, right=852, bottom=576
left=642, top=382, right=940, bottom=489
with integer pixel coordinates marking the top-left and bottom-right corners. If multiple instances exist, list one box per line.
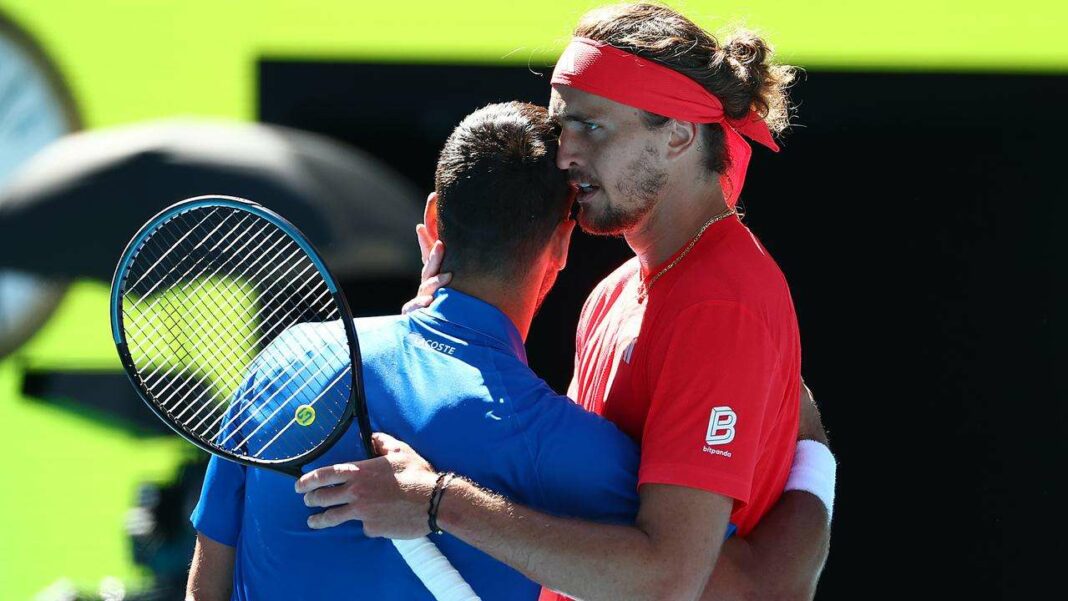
left=427, top=472, right=456, bottom=535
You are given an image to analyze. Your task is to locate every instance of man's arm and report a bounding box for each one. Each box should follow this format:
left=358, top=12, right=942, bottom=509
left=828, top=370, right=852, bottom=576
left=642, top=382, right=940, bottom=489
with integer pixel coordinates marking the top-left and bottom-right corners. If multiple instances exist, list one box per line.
left=300, top=302, right=805, bottom=599
left=186, top=533, right=234, bottom=601
left=187, top=453, right=246, bottom=600
left=440, top=481, right=733, bottom=601
left=296, top=390, right=833, bottom=601
left=298, top=433, right=734, bottom=601
left=702, top=382, right=832, bottom=601
left=705, top=493, right=829, bottom=600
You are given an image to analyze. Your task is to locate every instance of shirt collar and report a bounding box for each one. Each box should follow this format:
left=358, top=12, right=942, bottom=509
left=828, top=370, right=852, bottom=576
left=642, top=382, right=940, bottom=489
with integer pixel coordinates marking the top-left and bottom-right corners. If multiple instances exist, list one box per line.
left=416, top=288, right=527, bottom=364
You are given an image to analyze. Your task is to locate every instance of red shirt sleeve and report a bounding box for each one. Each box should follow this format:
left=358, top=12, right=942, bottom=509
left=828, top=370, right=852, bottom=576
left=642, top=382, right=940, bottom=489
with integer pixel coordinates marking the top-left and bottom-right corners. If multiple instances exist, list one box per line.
left=638, top=301, right=780, bottom=505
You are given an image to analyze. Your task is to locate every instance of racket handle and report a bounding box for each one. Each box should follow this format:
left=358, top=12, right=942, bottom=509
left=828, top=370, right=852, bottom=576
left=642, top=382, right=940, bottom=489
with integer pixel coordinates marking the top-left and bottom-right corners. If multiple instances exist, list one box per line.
left=392, top=537, right=482, bottom=601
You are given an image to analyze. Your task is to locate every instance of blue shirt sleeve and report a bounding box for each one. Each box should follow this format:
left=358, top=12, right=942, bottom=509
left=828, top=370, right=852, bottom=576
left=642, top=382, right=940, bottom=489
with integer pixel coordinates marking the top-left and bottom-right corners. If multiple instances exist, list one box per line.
left=522, top=391, right=641, bottom=524
left=190, top=454, right=246, bottom=547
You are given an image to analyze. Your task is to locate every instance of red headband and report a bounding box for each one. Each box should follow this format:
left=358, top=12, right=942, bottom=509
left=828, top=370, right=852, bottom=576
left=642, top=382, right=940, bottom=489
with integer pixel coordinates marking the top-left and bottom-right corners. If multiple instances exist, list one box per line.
left=551, top=37, right=779, bottom=207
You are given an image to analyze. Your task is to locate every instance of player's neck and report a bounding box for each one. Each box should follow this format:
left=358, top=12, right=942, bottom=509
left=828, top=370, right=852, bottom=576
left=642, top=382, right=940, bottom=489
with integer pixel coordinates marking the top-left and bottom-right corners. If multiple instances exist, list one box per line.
left=446, top=277, right=537, bottom=342
left=624, top=175, right=729, bottom=275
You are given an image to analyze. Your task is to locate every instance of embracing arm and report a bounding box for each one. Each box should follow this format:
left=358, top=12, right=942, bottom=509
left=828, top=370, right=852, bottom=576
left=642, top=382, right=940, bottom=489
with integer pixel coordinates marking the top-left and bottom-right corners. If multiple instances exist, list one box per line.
left=439, top=481, right=732, bottom=601
left=704, top=493, right=829, bottom=601
left=702, top=381, right=832, bottom=601
left=298, top=431, right=733, bottom=601
left=186, top=533, right=234, bottom=601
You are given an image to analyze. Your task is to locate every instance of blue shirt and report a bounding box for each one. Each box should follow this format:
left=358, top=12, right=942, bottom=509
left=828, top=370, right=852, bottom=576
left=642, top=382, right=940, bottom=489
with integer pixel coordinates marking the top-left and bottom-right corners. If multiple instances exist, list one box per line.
left=191, top=288, right=642, bottom=600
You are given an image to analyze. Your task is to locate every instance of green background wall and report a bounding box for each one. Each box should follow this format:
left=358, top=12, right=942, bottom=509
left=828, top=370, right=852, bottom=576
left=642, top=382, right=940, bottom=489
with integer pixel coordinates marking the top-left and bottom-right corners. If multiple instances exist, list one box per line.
left=0, top=0, right=1063, bottom=597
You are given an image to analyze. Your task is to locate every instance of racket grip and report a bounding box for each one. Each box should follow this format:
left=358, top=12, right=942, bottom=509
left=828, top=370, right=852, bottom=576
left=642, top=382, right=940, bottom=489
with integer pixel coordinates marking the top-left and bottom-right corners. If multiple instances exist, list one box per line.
left=392, top=537, right=482, bottom=601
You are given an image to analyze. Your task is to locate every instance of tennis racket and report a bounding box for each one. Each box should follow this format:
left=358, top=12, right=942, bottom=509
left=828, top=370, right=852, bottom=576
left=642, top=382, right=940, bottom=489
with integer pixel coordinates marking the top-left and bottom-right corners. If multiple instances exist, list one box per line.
left=110, top=195, right=480, bottom=601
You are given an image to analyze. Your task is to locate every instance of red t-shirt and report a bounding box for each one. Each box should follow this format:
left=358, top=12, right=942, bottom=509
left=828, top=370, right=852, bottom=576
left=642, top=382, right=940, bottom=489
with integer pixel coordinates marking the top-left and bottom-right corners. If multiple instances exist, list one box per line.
left=539, top=215, right=800, bottom=601
left=571, top=214, right=800, bottom=534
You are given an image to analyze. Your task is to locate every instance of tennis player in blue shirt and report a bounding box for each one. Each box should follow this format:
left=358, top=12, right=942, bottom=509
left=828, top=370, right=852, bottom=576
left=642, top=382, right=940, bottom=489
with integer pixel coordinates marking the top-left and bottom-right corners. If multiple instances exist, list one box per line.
left=187, top=102, right=829, bottom=601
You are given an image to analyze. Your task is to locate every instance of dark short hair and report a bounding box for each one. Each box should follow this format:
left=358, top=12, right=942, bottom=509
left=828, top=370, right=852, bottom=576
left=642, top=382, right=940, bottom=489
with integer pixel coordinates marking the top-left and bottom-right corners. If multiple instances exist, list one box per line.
left=434, top=102, right=571, bottom=277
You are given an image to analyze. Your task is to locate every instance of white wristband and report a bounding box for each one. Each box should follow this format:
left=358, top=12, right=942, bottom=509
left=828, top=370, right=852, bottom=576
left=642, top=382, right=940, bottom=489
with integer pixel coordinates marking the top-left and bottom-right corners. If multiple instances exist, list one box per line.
left=784, top=440, right=836, bottom=522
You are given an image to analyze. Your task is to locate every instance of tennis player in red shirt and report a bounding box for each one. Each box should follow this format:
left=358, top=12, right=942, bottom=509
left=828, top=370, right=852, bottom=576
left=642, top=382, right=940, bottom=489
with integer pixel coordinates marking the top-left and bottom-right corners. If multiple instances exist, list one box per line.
left=554, top=30, right=799, bottom=543
left=300, top=4, right=835, bottom=600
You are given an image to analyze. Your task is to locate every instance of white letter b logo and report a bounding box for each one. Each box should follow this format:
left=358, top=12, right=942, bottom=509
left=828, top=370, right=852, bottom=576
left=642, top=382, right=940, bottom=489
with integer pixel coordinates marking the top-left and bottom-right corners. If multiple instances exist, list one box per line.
left=705, top=406, right=737, bottom=446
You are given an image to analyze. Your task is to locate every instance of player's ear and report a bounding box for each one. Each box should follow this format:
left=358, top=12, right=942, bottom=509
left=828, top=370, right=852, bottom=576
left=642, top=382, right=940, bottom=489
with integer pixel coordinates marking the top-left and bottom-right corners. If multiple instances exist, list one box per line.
left=665, top=119, right=699, bottom=160
left=550, top=218, right=576, bottom=271
left=424, top=192, right=440, bottom=240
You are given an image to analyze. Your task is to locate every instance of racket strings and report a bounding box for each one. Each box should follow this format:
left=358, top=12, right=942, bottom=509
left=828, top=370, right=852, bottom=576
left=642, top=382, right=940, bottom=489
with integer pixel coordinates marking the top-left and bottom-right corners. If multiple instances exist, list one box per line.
left=179, top=281, right=345, bottom=442
left=124, top=208, right=224, bottom=296
left=199, top=289, right=350, bottom=447
left=221, top=337, right=350, bottom=454
left=129, top=217, right=328, bottom=418
left=124, top=213, right=287, bottom=402
left=247, top=363, right=353, bottom=458
left=202, top=308, right=344, bottom=434
left=201, top=310, right=345, bottom=440
left=120, top=205, right=353, bottom=461
left=126, top=212, right=319, bottom=398
left=126, top=210, right=248, bottom=303
left=124, top=213, right=265, bottom=363
left=213, top=310, right=351, bottom=459
left=124, top=213, right=285, bottom=358
left=128, top=209, right=345, bottom=457
left=115, top=199, right=479, bottom=601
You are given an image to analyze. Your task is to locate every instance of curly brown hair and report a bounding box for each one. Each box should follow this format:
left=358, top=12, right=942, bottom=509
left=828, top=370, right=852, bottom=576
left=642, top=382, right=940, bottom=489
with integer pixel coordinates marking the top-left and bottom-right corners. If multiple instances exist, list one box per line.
left=573, top=2, right=796, bottom=175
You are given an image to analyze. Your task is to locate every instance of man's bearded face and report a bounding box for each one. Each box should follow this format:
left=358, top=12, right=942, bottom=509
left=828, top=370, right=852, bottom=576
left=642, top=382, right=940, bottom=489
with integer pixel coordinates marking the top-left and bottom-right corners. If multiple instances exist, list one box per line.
left=550, top=87, right=667, bottom=237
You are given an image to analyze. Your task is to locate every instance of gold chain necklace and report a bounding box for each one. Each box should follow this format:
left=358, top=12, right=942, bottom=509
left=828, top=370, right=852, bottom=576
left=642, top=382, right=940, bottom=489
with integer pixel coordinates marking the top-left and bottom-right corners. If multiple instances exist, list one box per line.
left=637, top=208, right=735, bottom=302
